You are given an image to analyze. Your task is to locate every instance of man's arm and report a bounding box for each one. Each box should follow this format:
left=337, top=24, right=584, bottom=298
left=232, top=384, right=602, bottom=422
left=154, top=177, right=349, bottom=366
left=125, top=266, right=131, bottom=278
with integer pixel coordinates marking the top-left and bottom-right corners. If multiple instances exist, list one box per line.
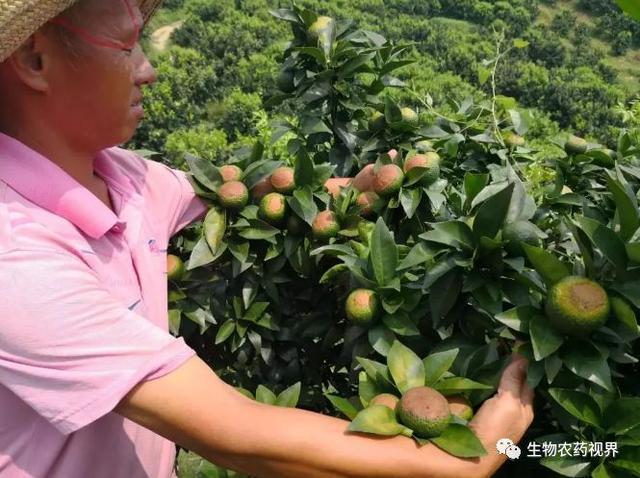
left=115, top=354, right=533, bottom=478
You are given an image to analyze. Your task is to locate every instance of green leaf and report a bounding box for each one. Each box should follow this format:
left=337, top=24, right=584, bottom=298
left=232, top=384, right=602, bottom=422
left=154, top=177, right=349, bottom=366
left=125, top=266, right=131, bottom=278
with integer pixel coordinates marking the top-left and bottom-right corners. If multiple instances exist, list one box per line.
left=495, top=306, right=539, bottom=333
left=243, top=302, right=269, bottom=322
left=529, top=315, right=564, bottom=361
left=478, top=66, right=491, bottom=86
left=617, top=0, right=640, bottom=21
left=300, top=116, right=333, bottom=135
left=311, top=244, right=357, bottom=257
left=238, top=220, right=280, bottom=240
left=611, top=297, right=639, bottom=338
left=576, top=217, right=628, bottom=272
left=545, top=354, right=564, bottom=384
left=228, top=241, right=250, bottom=264
left=203, top=207, right=226, bottom=255
left=473, top=183, right=515, bottom=240
left=611, top=447, right=640, bottom=474
left=338, top=51, right=377, bottom=78
left=430, top=424, right=487, bottom=458
left=294, top=150, right=315, bottom=187
left=513, top=38, right=529, bottom=48
left=320, top=263, right=349, bottom=284
left=430, top=269, right=463, bottom=326
left=168, top=309, right=181, bottom=336
left=434, top=377, right=493, bottom=393
left=423, top=349, right=459, bottom=386
left=370, top=218, right=398, bottom=286
left=387, top=340, right=425, bottom=394
left=256, top=385, right=277, bottom=405
left=607, top=173, right=639, bottom=242
left=383, top=313, right=420, bottom=337
left=358, top=371, right=381, bottom=405
left=604, top=398, right=640, bottom=434
left=368, top=326, right=395, bottom=356
left=561, top=341, right=613, bottom=392
left=592, top=463, right=615, bottom=478
left=612, top=279, right=640, bottom=308
left=397, top=243, right=436, bottom=271
left=384, top=97, right=403, bottom=124
left=288, top=188, right=318, bottom=226
left=187, top=236, right=217, bottom=270
left=400, top=188, right=422, bottom=219
left=420, top=221, right=476, bottom=251
left=276, top=382, right=301, bottom=408
left=356, top=357, right=394, bottom=389
left=294, top=46, right=326, bottom=63
left=626, top=243, right=640, bottom=264
left=348, top=405, right=411, bottom=436
left=539, top=455, right=592, bottom=477
left=326, top=394, right=360, bottom=420
left=548, top=388, right=602, bottom=428
left=522, top=244, right=570, bottom=287
left=184, top=153, right=222, bottom=192
left=215, top=321, right=236, bottom=345
left=243, top=160, right=281, bottom=189
left=464, top=173, right=490, bottom=207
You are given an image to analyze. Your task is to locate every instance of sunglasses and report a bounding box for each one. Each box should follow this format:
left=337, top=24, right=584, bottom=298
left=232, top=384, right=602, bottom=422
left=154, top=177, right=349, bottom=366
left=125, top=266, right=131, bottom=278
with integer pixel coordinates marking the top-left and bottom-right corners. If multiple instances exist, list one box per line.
left=48, top=0, right=143, bottom=53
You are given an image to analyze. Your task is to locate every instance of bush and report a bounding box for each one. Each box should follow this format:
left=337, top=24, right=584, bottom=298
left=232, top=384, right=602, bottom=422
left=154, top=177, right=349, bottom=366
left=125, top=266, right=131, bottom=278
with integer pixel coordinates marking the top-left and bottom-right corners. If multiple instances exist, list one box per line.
left=168, top=7, right=640, bottom=476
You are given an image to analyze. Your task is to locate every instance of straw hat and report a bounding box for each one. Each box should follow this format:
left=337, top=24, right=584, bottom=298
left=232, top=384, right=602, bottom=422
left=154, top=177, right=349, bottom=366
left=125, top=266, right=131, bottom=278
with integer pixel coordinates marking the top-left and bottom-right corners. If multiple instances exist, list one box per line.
left=0, top=0, right=163, bottom=62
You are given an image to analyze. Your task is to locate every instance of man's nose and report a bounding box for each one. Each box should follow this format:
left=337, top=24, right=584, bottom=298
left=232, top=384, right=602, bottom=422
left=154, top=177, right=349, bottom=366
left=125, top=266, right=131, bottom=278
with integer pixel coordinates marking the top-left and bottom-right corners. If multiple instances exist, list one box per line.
left=136, top=50, right=157, bottom=86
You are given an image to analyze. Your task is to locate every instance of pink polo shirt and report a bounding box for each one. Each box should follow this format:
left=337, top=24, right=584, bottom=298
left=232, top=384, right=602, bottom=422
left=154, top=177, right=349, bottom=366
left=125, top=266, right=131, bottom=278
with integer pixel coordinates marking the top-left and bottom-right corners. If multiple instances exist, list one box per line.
left=0, top=132, right=209, bottom=478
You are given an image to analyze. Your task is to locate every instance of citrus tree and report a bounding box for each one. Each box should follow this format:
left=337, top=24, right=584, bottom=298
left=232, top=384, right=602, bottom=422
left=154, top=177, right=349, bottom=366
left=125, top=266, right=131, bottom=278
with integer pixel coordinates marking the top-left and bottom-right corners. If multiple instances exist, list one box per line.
left=168, top=5, right=640, bottom=477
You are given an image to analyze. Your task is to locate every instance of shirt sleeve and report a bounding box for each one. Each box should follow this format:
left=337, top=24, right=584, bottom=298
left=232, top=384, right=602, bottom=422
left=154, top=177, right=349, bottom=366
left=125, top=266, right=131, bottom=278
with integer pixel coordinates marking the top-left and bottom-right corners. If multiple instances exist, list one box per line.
left=161, top=164, right=209, bottom=238
left=0, top=248, right=197, bottom=435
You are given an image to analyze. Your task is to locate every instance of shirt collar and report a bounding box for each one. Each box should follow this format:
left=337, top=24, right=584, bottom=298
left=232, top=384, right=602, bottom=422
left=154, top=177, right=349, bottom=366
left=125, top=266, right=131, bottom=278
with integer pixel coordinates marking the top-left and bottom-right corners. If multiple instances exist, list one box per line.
left=0, top=132, right=127, bottom=239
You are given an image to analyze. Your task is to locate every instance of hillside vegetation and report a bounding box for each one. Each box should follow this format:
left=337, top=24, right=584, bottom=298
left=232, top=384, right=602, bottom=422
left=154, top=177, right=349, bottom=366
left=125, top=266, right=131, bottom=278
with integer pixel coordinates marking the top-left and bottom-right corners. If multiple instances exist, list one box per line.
left=131, top=0, right=640, bottom=162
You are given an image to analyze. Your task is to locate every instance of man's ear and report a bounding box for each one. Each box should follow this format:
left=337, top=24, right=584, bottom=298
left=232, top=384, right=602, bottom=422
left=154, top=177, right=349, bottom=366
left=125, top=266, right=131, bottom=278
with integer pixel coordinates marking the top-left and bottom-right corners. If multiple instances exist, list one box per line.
left=8, top=30, right=55, bottom=93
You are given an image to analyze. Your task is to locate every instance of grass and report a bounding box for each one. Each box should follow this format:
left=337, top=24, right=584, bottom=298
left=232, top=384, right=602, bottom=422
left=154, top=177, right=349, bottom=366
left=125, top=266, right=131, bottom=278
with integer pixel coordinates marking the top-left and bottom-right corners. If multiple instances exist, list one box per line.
left=536, top=0, right=640, bottom=95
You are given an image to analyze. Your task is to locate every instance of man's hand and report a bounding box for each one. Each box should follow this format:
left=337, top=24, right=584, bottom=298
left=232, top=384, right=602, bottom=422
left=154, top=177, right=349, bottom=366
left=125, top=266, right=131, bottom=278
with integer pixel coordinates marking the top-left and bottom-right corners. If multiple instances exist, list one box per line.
left=468, top=353, right=535, bottom=477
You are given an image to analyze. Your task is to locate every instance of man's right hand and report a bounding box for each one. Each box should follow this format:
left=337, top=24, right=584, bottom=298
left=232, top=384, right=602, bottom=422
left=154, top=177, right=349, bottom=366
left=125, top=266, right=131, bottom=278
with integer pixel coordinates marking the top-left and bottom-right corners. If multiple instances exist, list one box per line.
left=469, top=353, right=535, bottom=477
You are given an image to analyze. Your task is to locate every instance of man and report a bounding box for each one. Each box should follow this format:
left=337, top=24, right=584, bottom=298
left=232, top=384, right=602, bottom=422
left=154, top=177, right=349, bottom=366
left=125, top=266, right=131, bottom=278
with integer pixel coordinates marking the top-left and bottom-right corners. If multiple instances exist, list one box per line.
left=0, top=1, right=534, bottom=477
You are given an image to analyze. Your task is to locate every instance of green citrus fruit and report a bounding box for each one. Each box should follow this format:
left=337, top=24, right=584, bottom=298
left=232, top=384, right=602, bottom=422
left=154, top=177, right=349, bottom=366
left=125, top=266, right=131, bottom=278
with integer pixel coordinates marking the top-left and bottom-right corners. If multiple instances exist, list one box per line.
left=277, top=69, right=296, bottom=93
left=372, top=164, right=404, bottom=197
left=219, top=164, right=243, bottom=183
left=370, top=393, right=400, bottom=410
left=259, top=192, right=287, bottom=224
left=400, top=107, right=419, bottom=125
left=545, top=276, right=610, bottom=337
left=356, top=191, right=383, bottom=217
left=218, top=181, right=249, bottom=210
left=312, top=210, right=340, bottom=240
left=396, top=386, right=451, bottom=439
left=565, top=135, right=588, bottom=156
left=345, top=288, right=380, bottom=324
left=368, top=111, right=386, bottom=131
left=270, top=166, right=296, bottom=194
left=447, top=395, right=474, bottom=421
left=167, top=254, right=185, bottom=281
left=403, top=153, right=440, bottom=185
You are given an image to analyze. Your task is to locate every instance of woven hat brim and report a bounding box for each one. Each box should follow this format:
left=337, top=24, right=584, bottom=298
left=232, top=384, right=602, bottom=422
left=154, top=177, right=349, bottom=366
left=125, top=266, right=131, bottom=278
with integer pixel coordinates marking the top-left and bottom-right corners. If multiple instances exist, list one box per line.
left=0, top=0, right=163, bottom=62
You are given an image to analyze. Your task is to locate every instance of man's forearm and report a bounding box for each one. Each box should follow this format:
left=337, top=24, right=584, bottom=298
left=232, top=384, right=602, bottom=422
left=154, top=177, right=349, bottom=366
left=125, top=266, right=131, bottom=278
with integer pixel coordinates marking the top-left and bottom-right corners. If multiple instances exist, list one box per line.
left=199, top=400, right=486, bottom=478
left=117, top=358, right=502, bottom=478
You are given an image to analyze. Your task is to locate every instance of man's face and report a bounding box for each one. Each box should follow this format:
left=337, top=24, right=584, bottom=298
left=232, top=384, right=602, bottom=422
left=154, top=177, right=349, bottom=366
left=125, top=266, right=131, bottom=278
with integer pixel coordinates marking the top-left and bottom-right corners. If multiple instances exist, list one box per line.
left=45, top=0, right=157, bottom=150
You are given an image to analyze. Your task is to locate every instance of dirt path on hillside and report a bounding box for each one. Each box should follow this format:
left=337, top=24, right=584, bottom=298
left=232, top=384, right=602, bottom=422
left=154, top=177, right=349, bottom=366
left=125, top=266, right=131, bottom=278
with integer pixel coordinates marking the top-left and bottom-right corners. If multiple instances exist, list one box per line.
left=150, top=20, right=184, bottom=52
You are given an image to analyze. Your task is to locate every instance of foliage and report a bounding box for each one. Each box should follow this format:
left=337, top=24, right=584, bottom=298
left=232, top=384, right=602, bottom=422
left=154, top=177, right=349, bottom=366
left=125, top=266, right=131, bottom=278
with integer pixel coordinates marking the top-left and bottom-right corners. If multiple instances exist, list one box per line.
left=160, top=6, right=640, bottom=477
